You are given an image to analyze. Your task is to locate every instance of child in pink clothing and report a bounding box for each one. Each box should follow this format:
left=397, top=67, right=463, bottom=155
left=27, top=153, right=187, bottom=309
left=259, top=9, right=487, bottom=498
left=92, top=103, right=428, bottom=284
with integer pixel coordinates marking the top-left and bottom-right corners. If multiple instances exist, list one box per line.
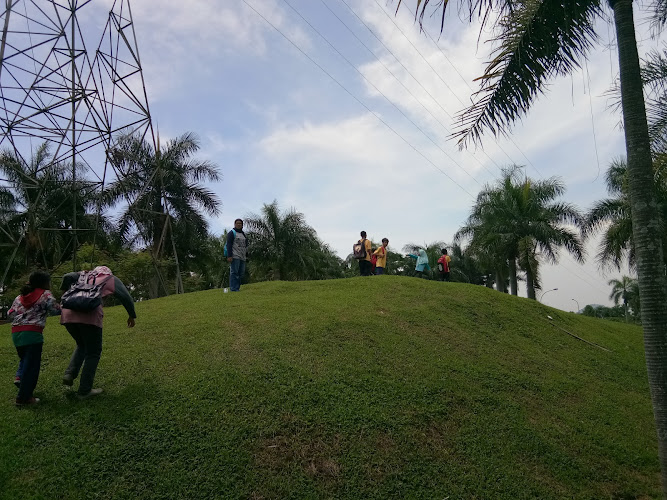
left=8, top=270, right=61, bottom=405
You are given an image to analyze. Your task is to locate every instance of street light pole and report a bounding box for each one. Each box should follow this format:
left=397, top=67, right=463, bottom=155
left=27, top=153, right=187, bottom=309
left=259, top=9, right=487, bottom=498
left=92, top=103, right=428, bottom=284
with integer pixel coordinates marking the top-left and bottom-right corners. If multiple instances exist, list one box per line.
left=572, top=298, right=580, bottom=312
left=539, top=287, right=558, bottom=302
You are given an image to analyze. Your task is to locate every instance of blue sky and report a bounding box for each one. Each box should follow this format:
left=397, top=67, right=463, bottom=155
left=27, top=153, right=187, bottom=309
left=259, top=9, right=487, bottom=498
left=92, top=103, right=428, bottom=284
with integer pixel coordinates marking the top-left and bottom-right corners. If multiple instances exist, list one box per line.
left=85, top=0, right=663, bottom=311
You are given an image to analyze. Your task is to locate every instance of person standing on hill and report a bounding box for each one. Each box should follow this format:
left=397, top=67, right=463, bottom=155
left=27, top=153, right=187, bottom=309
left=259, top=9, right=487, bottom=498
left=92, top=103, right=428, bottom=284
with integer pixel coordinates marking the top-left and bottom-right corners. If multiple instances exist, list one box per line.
left=407, top=248, right=431, bottom=279
left=8, top=271, right=61, bottom=406
left=60, top=266, right=136, bottom=399
left=226, top=218, right=249, bottom=291
left=373, top=238, right=389, bottom=275
left=356, top=231, right=372, bottom=276
left=437, top=248, right=451, bottom=281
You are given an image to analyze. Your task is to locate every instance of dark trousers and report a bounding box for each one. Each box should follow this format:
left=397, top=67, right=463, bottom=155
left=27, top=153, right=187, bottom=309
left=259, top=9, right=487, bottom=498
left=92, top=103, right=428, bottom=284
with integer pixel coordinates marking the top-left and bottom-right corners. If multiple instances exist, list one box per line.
left=64, top=323, right=103, bottom=395
left=16, top=342, right=43, bottom=401
left=359, top=260, right=372, bottom=276
left=16, top=356, right=25, bottom=378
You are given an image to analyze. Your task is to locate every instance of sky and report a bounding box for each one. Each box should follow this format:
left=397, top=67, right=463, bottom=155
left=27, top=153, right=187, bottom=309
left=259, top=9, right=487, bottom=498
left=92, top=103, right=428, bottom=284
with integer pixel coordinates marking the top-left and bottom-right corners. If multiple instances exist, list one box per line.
left=51, top=0, right=667, bottom=311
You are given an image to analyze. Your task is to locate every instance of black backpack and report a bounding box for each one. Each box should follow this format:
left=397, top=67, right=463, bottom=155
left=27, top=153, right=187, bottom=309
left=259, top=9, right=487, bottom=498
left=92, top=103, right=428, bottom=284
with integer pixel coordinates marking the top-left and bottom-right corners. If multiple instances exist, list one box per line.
left=353, top=239, right=367, bottom=259
left=61, top=272, right=112, bottom=312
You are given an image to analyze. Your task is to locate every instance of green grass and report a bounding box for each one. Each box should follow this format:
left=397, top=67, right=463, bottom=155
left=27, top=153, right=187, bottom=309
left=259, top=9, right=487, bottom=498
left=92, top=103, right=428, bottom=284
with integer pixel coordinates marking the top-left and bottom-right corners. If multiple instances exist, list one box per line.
left=0, top=276, right=659, bottom=499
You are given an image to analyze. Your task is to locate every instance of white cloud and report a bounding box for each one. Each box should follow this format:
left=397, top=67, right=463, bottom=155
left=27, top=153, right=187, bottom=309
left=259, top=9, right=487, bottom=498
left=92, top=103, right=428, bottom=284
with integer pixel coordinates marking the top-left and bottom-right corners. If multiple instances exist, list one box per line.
left=253, top=113, right=475, bottom=255
left=111, top=0, right=313, bottom=102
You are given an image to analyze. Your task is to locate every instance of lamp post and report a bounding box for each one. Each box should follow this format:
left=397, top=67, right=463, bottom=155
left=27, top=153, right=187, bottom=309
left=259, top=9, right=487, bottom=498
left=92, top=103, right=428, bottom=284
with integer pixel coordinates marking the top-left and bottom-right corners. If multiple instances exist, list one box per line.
left=571, top=298, right=580, bottom=312
left=539, top=287, right=558, bottom=302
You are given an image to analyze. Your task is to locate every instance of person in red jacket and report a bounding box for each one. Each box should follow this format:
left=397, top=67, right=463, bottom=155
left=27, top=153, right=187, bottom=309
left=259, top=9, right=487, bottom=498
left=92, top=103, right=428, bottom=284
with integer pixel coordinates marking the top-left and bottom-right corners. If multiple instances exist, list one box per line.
left=8, top=270, right=61, bottom=405
left=437, top=248, right=452, bottom=282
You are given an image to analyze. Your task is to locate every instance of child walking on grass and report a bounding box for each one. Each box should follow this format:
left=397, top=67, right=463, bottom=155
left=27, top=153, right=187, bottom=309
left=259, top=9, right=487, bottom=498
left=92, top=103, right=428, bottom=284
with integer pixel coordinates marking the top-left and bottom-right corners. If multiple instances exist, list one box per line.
left=8, top=271, right=61, bottom=406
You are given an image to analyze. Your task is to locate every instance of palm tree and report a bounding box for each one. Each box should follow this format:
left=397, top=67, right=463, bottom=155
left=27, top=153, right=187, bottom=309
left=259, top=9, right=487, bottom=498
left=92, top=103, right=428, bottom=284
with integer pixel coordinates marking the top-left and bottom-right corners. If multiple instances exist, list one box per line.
left=399, top=2, right=667, bottom=483
left=106, top=131, right=220, bottom=256
left=456, top=167, right=584, bottom=299
left=455, top=193, right=513, bottom=293
left=584, top=158, right=667, bottom=271
left=639, top=47, right=667, bottom=152
left=244, top=200, right=320, bottom=281
left=0, top=142, right=104, bottom=275
left=583, top=159, right=634, bottom=269
left=608, top=275, right=638, bottom=322
left=105, top=131, right=220, bottom=297
left=448, top=242, right=496, bottom=286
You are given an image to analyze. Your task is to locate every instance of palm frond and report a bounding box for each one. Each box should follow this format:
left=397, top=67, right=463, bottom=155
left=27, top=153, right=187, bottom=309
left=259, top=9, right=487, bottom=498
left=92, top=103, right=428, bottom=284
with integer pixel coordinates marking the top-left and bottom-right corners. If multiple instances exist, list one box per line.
left=452, top=0, right=601, bottom=147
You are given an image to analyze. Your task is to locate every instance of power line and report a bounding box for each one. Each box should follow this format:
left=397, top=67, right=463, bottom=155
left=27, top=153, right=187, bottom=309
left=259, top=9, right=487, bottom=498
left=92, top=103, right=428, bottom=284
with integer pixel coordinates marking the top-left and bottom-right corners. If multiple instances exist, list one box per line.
left=332, top=0, right=498, bottom=178
left=282, top=0, right=483, bottom=188
left=585, top=59, right=602, bottom=183
left=240, top=0, right=476, bottom=198
left=374, top=0, right=553, bottom=178
left=421, top=26, right=548, bottom=178
left=369, top=0, right=523, bottom=169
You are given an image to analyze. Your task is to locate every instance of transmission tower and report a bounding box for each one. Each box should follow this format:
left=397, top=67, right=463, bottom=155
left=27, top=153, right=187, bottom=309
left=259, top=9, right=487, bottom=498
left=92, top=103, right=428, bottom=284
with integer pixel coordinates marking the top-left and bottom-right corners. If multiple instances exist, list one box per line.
left=0, top=0, right=182, bottom=294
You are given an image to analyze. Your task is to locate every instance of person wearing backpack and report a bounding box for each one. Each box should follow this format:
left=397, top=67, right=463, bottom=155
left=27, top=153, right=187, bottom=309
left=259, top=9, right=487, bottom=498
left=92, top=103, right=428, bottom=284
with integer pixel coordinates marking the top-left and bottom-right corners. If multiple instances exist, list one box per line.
left=225, top=218, right=249, bottom=291
left=372, top=238, right=389, bottom=275
left=355, top=231, right=372, bottom=276
left=8, top=271, right=61, bottom=405
left=60, top=266, right=136, bottom=398
left=437, top=248, right=451, bottom=281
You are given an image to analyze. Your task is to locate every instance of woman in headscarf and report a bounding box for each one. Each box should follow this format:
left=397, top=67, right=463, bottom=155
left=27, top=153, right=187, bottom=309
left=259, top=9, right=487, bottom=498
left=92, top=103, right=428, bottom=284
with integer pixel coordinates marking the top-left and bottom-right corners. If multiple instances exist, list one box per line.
left=407, top=248, right=431, bottom=279
left=60, top=266, right=136, bottom=398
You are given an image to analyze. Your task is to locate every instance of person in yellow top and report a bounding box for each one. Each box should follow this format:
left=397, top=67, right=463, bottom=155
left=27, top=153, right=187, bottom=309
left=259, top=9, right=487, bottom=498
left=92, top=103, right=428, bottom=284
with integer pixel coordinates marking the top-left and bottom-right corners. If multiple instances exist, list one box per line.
left=358, top=231, right=373, bottom=276
left=373, top=238, right=389, bottom=275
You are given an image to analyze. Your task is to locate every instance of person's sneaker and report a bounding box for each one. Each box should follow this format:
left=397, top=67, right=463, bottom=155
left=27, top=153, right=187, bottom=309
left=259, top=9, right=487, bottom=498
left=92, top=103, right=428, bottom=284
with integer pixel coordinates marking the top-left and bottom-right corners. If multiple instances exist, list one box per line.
left=77, top=388, right=103, bottom=399
left=15, top=397, right=40, bottom=406
left=62, top=374, right=74, bottom=386
left=13, top=376, right=20, bottom=388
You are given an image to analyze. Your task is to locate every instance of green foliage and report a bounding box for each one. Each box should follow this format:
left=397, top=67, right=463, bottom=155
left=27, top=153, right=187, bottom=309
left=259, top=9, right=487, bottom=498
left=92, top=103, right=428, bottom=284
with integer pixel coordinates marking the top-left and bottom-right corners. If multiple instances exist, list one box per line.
left=608, top=275, right=641, bottom=322
left=189, top=232, right=229, bottom=290
left=456, top=166, right=584, bottom=298
left=105, top=131, right=220, bottom=259
left=640, top=47, right=667, bottom=152
left=244, top=200, right=344, bottom=281
left=0, top=142, right=109, bottom=279
left=584, top=158, right=667, bottom=271
left=0, top=277, right=657, bottom=498
left=581, top=303, right=628, bottom=321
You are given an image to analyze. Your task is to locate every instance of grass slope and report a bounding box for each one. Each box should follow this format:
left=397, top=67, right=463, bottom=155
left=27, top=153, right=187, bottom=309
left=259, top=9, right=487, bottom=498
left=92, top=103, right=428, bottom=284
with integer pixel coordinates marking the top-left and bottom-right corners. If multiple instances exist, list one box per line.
left=0, top=276, right=658, bottom=499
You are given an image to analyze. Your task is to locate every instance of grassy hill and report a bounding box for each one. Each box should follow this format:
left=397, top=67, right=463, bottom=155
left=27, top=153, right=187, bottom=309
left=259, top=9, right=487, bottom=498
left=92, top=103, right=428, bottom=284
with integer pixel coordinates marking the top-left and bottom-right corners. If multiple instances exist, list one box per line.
left=0, top=276, right=659, bottom=499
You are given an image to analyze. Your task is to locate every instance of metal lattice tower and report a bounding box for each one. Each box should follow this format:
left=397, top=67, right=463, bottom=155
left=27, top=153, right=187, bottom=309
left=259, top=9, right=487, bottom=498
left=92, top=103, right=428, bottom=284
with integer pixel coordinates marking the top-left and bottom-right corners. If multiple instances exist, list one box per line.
left=0, top=0, right=157, bottom=289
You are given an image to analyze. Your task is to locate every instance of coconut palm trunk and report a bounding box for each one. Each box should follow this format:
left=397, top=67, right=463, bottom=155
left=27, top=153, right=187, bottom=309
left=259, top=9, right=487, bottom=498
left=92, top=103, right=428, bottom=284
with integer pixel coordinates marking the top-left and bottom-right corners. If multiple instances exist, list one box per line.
left=508, top=256, right=518, bottom=296
left=524, top=261, right=536, bottom=300
left=495, top=270, right=506, bottom=292
left=611, top=0, right=667, bottom=490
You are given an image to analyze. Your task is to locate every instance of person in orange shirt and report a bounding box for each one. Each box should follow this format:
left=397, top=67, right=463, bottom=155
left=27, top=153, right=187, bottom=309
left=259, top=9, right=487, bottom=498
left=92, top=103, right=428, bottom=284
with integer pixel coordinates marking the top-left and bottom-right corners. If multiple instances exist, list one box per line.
left=437, top=248, right=452, bottom=281
left=357, top=231, right=373, bottom=276
left=373, top=238, right=389, bottom=275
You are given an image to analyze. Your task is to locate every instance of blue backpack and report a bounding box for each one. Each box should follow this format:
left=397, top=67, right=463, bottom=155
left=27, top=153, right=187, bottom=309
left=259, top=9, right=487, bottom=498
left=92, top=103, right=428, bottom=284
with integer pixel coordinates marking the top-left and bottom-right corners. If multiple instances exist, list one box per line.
left=223, top=229, right=236, bottom=258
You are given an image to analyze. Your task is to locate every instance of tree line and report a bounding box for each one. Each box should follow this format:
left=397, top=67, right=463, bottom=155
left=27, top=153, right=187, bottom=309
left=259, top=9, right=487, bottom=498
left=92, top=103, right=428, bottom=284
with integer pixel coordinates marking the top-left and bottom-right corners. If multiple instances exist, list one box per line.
left=1, top=131, right=659, bottom=323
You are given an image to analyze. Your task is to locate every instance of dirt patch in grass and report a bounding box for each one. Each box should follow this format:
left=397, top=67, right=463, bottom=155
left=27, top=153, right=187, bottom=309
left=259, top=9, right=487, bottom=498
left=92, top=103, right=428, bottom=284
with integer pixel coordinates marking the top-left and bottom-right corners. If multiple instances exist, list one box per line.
left=254, top=432, right=343, bottom=485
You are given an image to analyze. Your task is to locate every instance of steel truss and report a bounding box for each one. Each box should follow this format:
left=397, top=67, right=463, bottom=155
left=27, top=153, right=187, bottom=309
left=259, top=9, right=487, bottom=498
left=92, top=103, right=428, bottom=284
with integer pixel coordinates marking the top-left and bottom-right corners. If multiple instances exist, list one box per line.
left=0, top=0, right=183, bottom=295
